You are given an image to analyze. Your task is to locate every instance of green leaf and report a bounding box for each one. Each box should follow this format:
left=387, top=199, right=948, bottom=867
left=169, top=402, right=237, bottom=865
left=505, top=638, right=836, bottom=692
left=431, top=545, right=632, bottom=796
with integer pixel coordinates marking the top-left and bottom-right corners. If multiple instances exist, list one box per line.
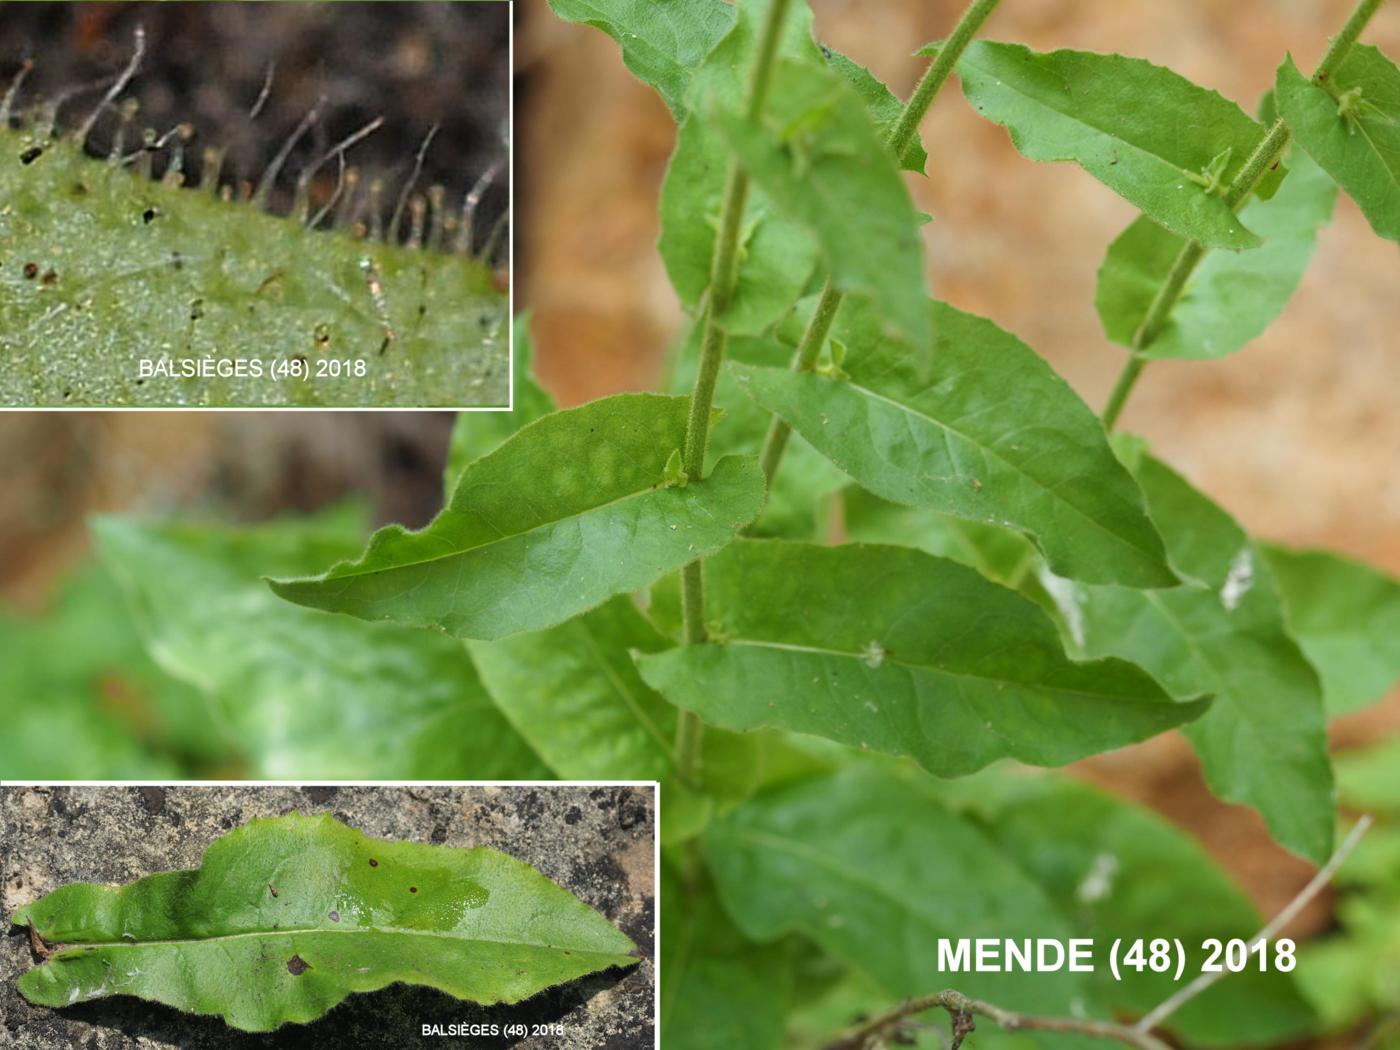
left=823, top=51, right=928, bottom=173
left=0, top=566, right=197, bottom=778
left=94, top=510, right=548, bottom=779
left=660, top=866, right=790, bottom=1050
left=12, top=812, right=636, bottom=1032
left=545, top=0, right=735, bottom=119
left=713, top=59, right=929, bottom=347
left=636, top=539, right=1208, bottom=777
left=1046, top=454, right=1335, bottom=863
left=956, top=771, right=1315, bottom=1046
left=1336, top=739, right=1400, bottom=816
left=1096, top=148, right=1337, bottom=359
left=659, top=0, right=824, bottom=334
left=1264, top=545, right=1400, bottom=715
left=731, top=297, right=1179, bottom=588
left=954, top=42, right=1270, bottom=249
left=0, top=131, right=507, bottom=408
left=703, top=765, right=1092, bottom=1013
left=1277, top=47, right=1400, bottom=243
left=269, top=393, right=767, bottom=640
left=444, top=313, right=556, bottom=499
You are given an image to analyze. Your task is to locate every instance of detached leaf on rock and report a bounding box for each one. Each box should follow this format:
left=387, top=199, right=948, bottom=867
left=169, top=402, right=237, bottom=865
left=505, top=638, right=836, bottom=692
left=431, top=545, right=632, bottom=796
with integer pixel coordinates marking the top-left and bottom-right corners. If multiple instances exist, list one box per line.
left=13, top=812, right=637, bottom=1032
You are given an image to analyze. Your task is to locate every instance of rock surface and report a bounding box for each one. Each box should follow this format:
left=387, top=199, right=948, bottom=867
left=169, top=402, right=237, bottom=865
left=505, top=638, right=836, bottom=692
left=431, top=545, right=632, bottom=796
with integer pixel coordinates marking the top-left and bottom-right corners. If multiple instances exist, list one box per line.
left=0, top=785, right=655, bottom=1049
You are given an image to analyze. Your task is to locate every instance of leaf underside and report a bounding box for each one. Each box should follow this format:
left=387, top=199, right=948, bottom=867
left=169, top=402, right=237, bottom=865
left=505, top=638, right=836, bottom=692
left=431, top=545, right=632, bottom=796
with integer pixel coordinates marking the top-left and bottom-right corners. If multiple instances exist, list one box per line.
left=13, top=813, right=636, bottom=1032
left=270, top=393, right=767, bottom=640
left=0, top=131, right=507, bottom=407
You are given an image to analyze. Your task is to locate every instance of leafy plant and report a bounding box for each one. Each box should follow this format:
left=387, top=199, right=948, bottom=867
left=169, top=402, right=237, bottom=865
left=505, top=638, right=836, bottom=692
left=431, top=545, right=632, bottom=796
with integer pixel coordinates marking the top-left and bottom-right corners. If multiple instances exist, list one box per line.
left=0, top=30, right=507, bottom=408
left=12, top=812, right=637, bottom=1032
left=6, top=0, right=1400, bottom=1046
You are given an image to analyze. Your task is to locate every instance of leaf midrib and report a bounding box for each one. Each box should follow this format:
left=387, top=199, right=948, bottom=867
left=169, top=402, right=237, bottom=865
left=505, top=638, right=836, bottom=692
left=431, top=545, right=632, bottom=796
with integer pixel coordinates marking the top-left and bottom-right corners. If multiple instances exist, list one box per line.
left=722, top=637, right=1184, bottom=707
left=45, top=923, right=626, bottom=957
left=962, top=47, right=1238, bottom=185
left=289, top=475, right=684, bottom=585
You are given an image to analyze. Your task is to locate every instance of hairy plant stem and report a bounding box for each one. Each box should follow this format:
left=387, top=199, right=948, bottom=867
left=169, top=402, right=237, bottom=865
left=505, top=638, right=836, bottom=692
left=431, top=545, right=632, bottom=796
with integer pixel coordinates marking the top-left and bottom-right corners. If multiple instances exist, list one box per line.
left=676, top=0, right=793, bottom=785
left=1101, top=0, right=1383, bottom=431
left=756, top=0, right=1003, bottom=487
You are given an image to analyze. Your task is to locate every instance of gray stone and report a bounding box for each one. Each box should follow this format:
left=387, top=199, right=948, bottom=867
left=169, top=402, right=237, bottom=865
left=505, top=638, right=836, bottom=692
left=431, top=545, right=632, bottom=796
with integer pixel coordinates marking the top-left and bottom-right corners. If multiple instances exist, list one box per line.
left=1, top=785, right=655, bottom=1048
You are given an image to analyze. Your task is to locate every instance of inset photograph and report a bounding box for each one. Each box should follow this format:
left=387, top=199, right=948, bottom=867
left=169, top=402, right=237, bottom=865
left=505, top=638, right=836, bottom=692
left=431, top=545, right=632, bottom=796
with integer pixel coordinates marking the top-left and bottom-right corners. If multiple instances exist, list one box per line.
left=0, top=2, right=510, bottom=408
left=2, top=783, right=656, bottom=1047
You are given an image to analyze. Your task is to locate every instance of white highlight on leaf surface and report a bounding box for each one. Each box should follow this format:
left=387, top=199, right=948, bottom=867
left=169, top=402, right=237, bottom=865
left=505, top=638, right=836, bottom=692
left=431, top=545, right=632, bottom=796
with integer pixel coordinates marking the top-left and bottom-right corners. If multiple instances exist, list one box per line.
left=1075, top=852, right=1119, bottom=904
left=1039, top=570, right=1087, bottom=650
left=1221, top=547, right=1255, bottom=611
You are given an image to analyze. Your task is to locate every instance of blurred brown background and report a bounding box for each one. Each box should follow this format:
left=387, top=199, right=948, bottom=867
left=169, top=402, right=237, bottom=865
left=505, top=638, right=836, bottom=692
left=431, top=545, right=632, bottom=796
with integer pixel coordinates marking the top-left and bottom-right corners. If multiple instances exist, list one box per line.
left=2, top=0, right=1398, bottom=994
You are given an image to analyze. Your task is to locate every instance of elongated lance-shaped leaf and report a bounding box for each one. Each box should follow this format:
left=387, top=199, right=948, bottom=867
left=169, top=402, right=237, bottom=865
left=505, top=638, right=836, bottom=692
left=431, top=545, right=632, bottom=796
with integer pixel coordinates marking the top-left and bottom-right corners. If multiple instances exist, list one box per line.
left=94, top=509, right=547, bottom=779
left=0, top=131, right=507, bottom=408
left=1097, top=148, right=1337, bottom=359
left=444, top=313, right=556, bottom=500
left=703, top=765, right=1094, bottom=1014
left=270, top=394, right=767, bottom=640
left=635, top=539, right=1208, bottom=777
left=713, top=60, right=929, bottom=347
left=1044, top=453, right=1335, bottom=864
left=545, top=0, right=736, bottom=119
left=732, top=297, right=1178, bottom=588
left=12, top=813, right=637, bottom=1032
left=943, top=770, right=1316, bottom=1046
left=1263, top=545, right=1400, bottom=715
left=1277, top=47, right=1400, bottom=243
left=954, top=42, right=1273, bottom=249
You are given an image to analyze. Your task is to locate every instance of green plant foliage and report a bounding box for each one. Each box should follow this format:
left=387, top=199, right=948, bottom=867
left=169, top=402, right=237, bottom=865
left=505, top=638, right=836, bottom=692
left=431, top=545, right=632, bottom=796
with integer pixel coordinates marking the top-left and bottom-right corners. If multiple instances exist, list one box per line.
left=1096, top=149, right=1337, bottom=359
left=954, top=43, right=1273, bottom=249
left=0, top=132, right=507, bottom=408
left=12, top=813, right=636, bottom=1032
left=733, top=298, right=1179, bottom=587
left=659, top=0, right=826, bottom=335
left=1276, top=46, right=1400, bottom=243
left=444, top=313, right=557, bottom=495
left=467, top=595, right=762, bottom=842
left=637, top=539, right=1208, bottom=777
left=544, top=0, right=736, bottom=118
left=703, top=765, right=1092, bottom=1013
left=270, top=394, right=767, bottom=640
left=671, top=327, right=848, bottom=539
left=823, top=52, right=929, bottom=173
left=955, top=772, right=1316, bottom=1046
left=713, top=59, right=929, bottom=347
left=1264, top=545, right=1400, bottom=715
left=0, top=566, right=210, bottom=777
left=93, top=509, right=547, bottom=779
left=660, top=867, right=791, bottom=1050
left=1335, top=739, right=1400, bottom=816
left=1047, top=454, right=1335, bottom=864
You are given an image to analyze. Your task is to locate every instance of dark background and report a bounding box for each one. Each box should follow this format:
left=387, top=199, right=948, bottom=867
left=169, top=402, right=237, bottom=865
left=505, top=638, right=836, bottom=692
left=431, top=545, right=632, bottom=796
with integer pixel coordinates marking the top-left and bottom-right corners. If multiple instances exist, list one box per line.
left=0, top=1, right=509, bottom=250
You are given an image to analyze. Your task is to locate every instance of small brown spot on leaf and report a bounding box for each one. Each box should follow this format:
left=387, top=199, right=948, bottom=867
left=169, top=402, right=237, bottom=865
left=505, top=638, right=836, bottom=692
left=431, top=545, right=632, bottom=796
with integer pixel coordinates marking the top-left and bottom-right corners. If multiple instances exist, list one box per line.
left=408, top=886, right=418, bottom=894
left=20, top=146, right=43, bottom=165
left=23, top=262, right=39, bottom=280
left=286, top=954, right=310, bottom=976
left=328, top=911, right=340, bottom=922
left=368, top=858, right=378, bottom=868
left=268, top=884, right=278, bottom=898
